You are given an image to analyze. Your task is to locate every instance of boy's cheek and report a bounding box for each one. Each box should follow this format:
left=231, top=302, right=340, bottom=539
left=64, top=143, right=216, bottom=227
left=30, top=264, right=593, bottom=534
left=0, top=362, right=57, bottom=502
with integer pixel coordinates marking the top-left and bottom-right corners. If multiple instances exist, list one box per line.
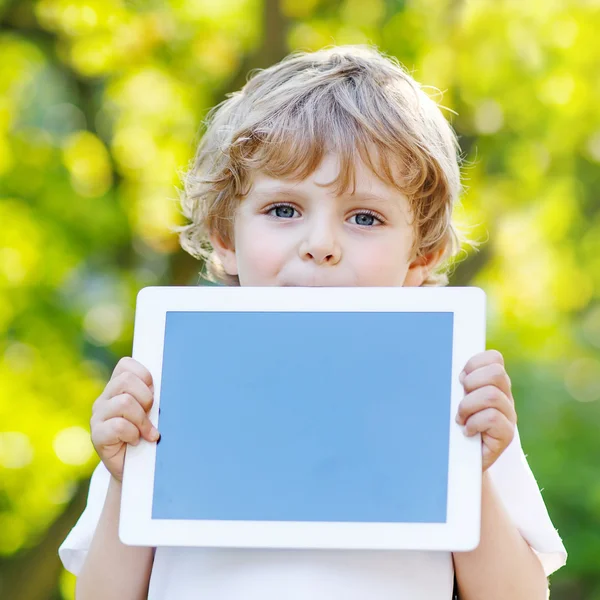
left=236, top=231, right=288, bottom=285
left=348, top=245, right=408, bottom=286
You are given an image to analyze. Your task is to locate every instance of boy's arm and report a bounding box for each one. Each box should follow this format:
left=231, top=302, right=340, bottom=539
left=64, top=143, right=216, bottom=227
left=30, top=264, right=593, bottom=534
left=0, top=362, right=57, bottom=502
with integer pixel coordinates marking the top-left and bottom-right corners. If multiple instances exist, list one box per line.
left=452, top=471, right=547, bottom=600
left=76, top=475, right=155, bottom=600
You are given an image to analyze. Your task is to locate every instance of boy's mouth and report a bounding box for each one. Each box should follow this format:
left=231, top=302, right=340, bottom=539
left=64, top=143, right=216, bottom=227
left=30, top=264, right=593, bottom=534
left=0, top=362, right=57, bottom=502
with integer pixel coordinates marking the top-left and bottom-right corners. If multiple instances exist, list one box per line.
left=280, top=274, right=354, bottom=287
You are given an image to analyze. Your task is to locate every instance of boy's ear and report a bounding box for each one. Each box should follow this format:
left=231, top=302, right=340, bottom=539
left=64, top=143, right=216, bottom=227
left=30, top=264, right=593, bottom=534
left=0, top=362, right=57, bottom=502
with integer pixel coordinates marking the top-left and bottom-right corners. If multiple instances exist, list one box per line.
left=209, top=231, right=238, bottom=277
left=403, top=245, right=447, bottom=287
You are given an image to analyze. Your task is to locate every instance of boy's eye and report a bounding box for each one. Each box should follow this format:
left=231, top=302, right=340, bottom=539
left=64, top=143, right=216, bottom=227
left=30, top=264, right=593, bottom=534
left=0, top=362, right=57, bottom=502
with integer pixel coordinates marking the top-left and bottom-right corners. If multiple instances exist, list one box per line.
left=268, top=204, right=298, bottom=219
left=349, top=212, right=383, bottom=227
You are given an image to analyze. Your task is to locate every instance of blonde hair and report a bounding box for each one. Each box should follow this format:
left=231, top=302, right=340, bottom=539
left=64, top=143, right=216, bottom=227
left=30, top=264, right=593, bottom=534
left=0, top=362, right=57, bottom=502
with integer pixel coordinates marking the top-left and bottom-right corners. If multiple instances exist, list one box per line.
left=175, top=44, right=473, bottom=286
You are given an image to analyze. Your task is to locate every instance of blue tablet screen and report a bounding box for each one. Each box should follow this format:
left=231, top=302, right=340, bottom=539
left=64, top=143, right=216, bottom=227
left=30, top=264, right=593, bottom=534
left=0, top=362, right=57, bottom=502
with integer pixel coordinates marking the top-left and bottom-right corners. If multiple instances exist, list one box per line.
left=152, top=311, right=454, bottom=524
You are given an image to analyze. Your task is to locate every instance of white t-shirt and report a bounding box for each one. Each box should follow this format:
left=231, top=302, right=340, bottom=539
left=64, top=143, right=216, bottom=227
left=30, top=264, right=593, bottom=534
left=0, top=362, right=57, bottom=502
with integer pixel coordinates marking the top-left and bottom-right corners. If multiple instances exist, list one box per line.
left=59, top=427, right=566, bottom=599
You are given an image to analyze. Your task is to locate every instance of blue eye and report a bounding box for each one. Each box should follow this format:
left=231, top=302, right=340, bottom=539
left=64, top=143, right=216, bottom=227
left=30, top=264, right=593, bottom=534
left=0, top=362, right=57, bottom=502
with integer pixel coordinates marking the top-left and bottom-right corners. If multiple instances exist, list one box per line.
left=268, top=204, right=297, bottom=219
left=350, top=212, right=382, bottom=226
left=353, top=214, right=375, bottom=226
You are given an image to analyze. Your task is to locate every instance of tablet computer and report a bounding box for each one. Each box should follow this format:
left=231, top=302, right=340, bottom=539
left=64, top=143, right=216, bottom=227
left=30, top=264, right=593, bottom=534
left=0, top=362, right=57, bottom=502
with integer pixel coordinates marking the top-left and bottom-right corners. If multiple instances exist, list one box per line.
left=120, top=286, right=485, bottom=551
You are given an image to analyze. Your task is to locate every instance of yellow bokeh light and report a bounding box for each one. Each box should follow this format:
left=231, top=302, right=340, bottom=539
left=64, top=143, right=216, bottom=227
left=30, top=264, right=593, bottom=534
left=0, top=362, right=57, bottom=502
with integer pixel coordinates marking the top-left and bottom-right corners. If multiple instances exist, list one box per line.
left=62, top=131, right=113, bottom=197
left=69, top=31, right=116, bottom=76
left=548, top=16, right=579, bottom=49
left=83, top=303, right=125, bottom=346
left=136, top=189, right=182, bottom=252
left=539, top=72, right=575, bottom=106
left=112, top=126, right=157, bottom=172
left=36, top=0, right=127, bottom=35
left=0, top=248, right=26, bottom=284
left=565, top=357, right=600, bottom=403
left=473, top=100, right=504, bottom=135
left=494, top=212, right=555, bottom=319
left=0, top=36, right=45, bottom=98
left=35, top=0, right=62, bottom=30
left=113, top=13, right=168, bottom=61
left=60, top=3, right=99, bottom=36
left=0, top=432, right=34, bottom=469
left=53, top=426, right=94, bottom=466
left=107, top=68, right=193, bottom=130
left=191, top=33, right=241, bottom=78
left=508, top=21, right=543, bottom=72
left=4, top=342, right=37, bottom=374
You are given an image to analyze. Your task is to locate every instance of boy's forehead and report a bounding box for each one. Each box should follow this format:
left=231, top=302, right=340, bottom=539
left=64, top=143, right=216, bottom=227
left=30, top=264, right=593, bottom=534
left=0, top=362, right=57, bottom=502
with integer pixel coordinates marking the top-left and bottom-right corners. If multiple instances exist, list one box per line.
left=248, top=152, right=407, bottom=204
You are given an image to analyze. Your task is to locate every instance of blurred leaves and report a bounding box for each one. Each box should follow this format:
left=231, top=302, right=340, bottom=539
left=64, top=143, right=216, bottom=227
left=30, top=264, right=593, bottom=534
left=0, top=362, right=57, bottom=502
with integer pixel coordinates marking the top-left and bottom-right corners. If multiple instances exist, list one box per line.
left=0, top=0, right=599, bottom=598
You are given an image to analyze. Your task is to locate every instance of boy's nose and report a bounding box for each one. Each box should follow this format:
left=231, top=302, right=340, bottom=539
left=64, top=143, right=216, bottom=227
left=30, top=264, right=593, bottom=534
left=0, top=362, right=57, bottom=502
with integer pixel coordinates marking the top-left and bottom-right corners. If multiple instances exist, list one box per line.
left=299, top=235, right=341, bottom=266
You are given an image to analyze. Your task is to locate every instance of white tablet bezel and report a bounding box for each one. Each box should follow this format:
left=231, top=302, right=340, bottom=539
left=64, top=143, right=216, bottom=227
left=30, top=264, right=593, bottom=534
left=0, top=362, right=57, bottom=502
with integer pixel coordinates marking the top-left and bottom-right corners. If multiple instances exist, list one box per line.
left=120, top=286, right=484, bottom=551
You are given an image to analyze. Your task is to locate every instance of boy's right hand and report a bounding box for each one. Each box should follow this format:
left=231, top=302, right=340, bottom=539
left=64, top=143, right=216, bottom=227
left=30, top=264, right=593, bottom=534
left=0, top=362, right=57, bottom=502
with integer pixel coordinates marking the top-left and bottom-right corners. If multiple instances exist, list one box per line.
left=90, top=357, right=160, bottom=482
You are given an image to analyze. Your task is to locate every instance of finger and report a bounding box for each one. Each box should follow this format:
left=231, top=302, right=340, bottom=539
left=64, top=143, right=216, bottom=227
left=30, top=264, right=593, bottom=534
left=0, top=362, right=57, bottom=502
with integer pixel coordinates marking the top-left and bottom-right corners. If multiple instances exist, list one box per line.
left=461, top=408, right=516, bottom=472
left=111, top=357, right=154, bottom=391
left=92, top=417, right=141, bottom=449
left=101, top=370, right=154, bottom=413
left=460, top=349, right=504, bottom=380
left=93, top=393, right=159, bottom=442
left=463, top=408, right=514, bottom=442
left=456, top=386, right=517, bottom=426
left=461, top=362, right=512, bottom=400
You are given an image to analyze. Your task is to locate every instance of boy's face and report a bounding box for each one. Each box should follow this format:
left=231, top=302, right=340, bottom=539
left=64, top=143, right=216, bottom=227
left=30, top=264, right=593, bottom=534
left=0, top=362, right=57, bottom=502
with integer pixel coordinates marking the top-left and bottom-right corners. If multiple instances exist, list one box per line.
left=211, top=152, right=441, bottom=287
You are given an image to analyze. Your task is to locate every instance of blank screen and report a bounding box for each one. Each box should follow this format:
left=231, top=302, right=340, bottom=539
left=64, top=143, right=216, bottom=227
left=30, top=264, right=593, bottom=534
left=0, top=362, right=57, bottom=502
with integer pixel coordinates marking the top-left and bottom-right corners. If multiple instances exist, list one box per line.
left=152, top=311, right=454, bottom=524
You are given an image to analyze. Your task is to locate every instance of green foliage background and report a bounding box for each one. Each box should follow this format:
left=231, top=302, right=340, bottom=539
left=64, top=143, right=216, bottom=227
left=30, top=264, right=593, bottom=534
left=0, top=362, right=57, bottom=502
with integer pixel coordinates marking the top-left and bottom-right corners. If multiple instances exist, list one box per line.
left=1, top=0, right=599, bottom=598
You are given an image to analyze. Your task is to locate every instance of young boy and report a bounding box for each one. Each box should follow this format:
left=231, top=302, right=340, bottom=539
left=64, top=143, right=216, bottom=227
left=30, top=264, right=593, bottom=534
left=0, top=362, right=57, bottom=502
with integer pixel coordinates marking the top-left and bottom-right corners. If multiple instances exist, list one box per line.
left=59, top=45, right=566, bottom=599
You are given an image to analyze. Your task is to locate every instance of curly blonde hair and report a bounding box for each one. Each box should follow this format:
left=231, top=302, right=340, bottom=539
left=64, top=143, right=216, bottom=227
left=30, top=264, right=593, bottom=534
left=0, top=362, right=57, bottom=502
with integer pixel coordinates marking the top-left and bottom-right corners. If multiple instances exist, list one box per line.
left=174, top=44, right=473, bottom=286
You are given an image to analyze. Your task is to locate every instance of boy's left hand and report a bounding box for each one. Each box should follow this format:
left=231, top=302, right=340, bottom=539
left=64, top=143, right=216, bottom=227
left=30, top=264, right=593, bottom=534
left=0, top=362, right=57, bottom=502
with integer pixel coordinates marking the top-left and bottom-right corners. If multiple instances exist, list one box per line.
left=456, top=349, right=517, bottom=472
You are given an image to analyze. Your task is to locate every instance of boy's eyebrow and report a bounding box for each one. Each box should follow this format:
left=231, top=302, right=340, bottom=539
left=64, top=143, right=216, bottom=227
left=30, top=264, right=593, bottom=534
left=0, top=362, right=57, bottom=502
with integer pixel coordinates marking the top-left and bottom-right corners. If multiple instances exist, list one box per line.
left=252, top=187, right=307, bottom=201
left=347, top=191, right=399, bottom=206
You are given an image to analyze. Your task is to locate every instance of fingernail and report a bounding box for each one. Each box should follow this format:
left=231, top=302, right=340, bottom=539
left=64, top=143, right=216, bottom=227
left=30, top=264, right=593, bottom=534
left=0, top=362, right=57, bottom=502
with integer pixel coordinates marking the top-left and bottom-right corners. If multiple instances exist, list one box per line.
left=150, top=427, right=160, bottom=441
left=459, top=371, right=465, bottom=384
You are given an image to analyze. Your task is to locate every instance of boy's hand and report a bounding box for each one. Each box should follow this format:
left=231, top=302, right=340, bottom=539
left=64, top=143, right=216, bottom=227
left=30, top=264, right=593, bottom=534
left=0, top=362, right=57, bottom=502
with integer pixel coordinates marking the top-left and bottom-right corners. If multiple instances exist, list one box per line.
left=90, top=357, right=160, bottom=482
left=455, top=349, right=516, bottom=472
